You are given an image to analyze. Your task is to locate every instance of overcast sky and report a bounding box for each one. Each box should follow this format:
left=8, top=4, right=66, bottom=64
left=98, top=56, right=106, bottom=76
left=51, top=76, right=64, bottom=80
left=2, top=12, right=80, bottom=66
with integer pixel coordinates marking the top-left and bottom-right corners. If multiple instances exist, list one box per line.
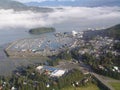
left=14, top=0, right=78, bottom=3
left=14, top=0, right=118, bottom=3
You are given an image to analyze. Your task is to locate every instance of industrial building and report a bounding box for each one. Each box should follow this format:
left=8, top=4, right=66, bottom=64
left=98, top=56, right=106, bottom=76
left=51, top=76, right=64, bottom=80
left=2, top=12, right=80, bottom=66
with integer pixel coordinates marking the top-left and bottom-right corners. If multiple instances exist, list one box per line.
left=36, top=66, right=66, bottom=77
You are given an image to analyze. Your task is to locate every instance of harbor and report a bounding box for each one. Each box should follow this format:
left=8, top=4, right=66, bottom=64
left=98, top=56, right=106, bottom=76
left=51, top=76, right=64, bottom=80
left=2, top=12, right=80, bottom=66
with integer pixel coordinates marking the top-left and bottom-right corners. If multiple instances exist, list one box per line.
left=5, top=31, right=83, bottom=58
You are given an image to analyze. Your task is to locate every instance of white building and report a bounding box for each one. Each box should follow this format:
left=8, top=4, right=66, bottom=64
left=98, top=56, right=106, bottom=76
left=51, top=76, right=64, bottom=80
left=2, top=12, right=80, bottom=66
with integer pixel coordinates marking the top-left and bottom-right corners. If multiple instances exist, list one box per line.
left=50, top=70, right=66, bottom=77
left=72, top=31, right=78, bottom=36
left=36, top=66, right=66, bottom=77
left=36, top=66, right=43, bottom=70
left=11, top=87, right=17, bottom=90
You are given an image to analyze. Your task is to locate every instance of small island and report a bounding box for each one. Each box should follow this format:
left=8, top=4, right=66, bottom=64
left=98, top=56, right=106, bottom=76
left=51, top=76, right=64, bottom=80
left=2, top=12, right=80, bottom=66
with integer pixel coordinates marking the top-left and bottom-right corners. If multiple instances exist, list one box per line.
left=29, top=27, right=56, bottom=35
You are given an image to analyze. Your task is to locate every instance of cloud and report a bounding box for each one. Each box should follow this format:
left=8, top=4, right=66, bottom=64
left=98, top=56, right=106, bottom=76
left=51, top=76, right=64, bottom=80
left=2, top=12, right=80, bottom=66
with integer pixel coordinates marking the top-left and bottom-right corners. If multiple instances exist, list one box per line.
left=0, top=6, right=120, bottom=29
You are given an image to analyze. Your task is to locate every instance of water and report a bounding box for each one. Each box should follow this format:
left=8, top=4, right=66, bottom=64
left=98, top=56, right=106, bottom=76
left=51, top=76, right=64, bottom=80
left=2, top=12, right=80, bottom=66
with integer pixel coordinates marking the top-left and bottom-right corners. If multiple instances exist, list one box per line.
left=0, top=20, right=120, bottom=46
left=0, top=28, right=51, bottom=76
left=0, top=44, right=49, bottom=76
left=0, top=28, right=37, bottom=46
left=0, top=26, right=73, bottom=46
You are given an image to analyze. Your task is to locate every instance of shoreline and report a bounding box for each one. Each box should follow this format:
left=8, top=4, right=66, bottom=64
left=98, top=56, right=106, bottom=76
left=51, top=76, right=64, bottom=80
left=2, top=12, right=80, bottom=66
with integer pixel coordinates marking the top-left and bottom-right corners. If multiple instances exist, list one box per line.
left=0, top=44, right=49, bottom=76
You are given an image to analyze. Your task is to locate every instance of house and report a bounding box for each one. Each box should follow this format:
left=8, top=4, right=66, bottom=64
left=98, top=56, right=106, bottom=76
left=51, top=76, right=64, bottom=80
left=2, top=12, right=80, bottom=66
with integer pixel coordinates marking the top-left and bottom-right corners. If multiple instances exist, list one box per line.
left=113, top=66, right=119, bottom=71
left=36, top=66, right=43, bottom=70
left=11, top=86, right=17, bottom=90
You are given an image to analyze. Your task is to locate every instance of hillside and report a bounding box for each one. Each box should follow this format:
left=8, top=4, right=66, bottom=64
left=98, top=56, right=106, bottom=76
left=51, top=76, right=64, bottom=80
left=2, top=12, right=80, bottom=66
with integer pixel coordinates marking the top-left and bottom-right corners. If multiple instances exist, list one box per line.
left=0, top=0, right=26, bottom=10
left=83, top=24, right=120, bottom=40
left=0, top=0, right=53, bottom=12
left=106, top=24, right=120, bottom=39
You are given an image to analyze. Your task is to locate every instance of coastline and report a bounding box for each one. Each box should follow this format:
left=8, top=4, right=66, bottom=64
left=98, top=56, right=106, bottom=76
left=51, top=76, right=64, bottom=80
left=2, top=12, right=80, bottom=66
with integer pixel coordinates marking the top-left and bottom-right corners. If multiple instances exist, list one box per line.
left=0, top=44, right=48, bottom=76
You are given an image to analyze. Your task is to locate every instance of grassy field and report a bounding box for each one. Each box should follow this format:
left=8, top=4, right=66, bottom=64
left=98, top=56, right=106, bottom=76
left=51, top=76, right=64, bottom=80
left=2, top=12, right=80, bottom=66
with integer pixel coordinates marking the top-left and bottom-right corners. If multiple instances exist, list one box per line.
left=109, top=82, right=120, bottom=90
left=61, top=84, right=100, bottom=90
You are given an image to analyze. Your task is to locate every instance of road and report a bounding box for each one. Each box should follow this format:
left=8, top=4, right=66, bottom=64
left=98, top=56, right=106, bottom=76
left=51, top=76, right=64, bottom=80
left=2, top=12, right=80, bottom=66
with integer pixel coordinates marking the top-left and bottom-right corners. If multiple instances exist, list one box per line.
left=56, top=60, right=116, bottom=90
left=79, top=61, right=115, bottom=90
left=91, top=72, right=115, bottom=90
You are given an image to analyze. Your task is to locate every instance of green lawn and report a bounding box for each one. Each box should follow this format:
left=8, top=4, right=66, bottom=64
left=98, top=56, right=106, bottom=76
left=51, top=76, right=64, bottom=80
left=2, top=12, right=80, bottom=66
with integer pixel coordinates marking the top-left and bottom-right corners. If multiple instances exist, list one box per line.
left=61, top=84, right=100, bottom=90
left=109, top=82, right=120, bottom=90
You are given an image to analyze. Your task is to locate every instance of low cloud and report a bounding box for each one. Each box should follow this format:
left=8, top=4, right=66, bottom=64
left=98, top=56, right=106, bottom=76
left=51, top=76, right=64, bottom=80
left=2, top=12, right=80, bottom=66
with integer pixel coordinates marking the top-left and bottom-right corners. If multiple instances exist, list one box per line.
left=0, top=6, right=120, bottom=30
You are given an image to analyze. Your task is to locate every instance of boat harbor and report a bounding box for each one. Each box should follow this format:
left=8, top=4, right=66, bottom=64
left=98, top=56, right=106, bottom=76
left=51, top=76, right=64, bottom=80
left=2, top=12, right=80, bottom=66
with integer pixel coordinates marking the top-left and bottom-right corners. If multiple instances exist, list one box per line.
left=5, top=31, right=83, bottom=58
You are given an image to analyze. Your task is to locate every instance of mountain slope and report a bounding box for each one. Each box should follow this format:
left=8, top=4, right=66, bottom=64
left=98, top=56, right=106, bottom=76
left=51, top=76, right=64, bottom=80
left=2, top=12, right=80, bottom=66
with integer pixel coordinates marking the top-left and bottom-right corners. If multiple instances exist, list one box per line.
left=106, top=24, right=120, bottom=39
left=0, top=0, right=53, bottom=12
left=0, top=0, right=26, bottom=10
left=83, top=24, right=120, bottom=40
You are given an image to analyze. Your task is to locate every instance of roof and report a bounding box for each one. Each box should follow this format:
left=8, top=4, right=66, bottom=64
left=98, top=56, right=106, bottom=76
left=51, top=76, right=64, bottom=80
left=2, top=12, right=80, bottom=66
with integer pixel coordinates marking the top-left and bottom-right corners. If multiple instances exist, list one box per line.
left=36, top=66, right=43, bottom=70
left=50, top=70, right=66, bottom=77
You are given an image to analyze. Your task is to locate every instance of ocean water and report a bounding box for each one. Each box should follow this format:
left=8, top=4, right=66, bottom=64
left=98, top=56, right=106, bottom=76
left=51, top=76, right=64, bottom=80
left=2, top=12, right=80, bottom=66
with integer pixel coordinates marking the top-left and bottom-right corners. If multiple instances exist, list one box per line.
left=0, top=24, right=113, bottom=46
left=0, top=28, right=49, bottom=76
left=0, top=26, right=78, bottom=46
left=0, top=44, right=49, bottom=76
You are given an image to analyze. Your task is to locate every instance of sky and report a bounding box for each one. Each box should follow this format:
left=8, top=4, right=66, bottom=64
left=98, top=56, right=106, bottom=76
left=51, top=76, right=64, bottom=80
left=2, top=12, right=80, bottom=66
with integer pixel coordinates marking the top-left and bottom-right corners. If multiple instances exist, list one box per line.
left=14, top=0, right=119, bottom=3
left=15, top=0, right=82, bottom=3
left=14, top=0, right=120, bottom=7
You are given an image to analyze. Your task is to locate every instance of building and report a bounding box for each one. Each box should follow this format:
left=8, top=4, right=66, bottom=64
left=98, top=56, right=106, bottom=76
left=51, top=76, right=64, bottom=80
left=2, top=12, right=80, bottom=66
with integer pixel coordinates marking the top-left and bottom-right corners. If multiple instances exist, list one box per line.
left=50, top=70, right=66, bottom=77
left=72, top=31, right=78, bottom=36
left=36, top=66, right=66, bottom=77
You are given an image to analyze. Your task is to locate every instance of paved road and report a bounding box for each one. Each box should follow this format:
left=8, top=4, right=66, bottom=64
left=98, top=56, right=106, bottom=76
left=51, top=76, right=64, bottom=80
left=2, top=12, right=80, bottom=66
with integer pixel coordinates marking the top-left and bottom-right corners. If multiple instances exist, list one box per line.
left=91, top=72, right=115, bottom=90
left=79, top=61, right=116, bottom=90
left=79, top=61, right=115, bottom=90
left=56, top=60, right=116, bottom=90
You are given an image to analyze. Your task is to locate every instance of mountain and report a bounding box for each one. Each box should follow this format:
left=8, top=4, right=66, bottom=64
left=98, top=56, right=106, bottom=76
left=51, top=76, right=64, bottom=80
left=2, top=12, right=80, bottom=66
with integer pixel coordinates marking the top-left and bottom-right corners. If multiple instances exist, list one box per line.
left=0, top=0, right=53, bottom=12
left=83, top=24, right=120, bottom=40
left=106, top=24, right=120, bottom=39
left=25, top=0, right=120, bottom=7
left=25, top=1, right=81, bottom=7
left=0, top=0, right=27, bottom=10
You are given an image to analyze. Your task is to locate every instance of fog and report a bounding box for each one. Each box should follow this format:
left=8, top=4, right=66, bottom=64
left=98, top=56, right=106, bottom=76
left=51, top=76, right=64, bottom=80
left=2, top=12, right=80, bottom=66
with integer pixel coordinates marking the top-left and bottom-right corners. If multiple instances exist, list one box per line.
left=0, top=6, right=120, bottom=30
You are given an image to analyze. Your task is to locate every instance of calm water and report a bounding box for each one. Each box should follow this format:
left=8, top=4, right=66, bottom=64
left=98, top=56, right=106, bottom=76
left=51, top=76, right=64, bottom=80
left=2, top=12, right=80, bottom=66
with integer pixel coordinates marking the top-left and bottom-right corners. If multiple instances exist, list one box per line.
left=0, top=28, right=50, bottom=76
left=0, top=43, right=50, bottom=76
left=0, top=28, right=36, bottom=46
left=0, top=27, right=78, bottom=46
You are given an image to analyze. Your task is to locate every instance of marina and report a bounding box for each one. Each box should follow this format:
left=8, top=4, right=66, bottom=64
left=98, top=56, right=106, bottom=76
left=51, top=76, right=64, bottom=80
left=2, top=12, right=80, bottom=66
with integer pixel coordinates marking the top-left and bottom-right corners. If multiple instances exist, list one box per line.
left=5, top=31, right=83, bottom=58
